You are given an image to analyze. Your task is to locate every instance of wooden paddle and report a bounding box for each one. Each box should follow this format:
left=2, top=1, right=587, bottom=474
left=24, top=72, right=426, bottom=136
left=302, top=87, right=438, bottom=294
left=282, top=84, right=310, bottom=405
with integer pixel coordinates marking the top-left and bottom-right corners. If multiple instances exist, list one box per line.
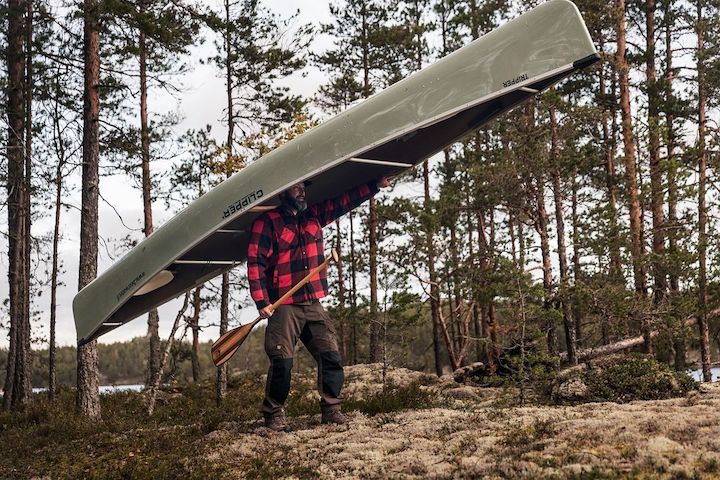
left=211, top=249, right=340, bottom=367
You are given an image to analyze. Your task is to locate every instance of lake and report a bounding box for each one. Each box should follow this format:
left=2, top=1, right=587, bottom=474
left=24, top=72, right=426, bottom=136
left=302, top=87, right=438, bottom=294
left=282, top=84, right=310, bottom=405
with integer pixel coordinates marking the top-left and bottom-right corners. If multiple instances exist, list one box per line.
left=31, top=384, right=145, bottom=394
left=689, top=367, right=720, bottom=382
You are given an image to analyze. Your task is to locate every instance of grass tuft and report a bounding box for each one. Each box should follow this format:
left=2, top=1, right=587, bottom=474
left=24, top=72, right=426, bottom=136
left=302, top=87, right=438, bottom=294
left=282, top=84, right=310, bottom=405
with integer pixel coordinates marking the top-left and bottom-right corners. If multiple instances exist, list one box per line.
left=343, top=382, right=437, bottom=415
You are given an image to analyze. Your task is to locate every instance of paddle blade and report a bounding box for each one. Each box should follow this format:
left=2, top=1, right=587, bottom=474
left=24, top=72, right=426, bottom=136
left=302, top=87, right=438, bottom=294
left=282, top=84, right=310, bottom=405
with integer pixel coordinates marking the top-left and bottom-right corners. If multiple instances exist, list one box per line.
left=211, top=319, right=260, bottom=367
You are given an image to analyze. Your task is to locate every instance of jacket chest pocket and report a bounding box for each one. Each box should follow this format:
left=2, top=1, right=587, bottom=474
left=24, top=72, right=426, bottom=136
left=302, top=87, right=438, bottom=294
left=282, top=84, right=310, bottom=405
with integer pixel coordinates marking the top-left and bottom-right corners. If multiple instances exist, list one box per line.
left=303, top=219, right=322, bottom=243
left=277, top=226, right=297, bottom=249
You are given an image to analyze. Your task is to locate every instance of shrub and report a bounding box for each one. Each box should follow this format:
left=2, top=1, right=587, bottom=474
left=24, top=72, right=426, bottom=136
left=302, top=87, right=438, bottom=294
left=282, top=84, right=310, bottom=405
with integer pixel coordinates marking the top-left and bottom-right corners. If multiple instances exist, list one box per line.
left=553, top=354, right=698, bottom=404
left=583, top=355, right=697, bottom=402
left=343, top=382, right=437, bottom=415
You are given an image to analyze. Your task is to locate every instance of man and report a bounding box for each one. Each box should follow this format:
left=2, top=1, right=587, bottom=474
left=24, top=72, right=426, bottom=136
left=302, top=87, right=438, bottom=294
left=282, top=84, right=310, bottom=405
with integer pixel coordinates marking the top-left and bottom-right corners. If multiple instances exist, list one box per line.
left=247, top=176, right=390, bottom=431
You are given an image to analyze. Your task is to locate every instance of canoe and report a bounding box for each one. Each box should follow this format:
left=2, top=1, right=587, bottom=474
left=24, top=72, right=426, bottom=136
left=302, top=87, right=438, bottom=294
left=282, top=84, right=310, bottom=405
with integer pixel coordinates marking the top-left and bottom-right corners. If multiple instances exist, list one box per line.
left=73, top=0, right=599, bottom=344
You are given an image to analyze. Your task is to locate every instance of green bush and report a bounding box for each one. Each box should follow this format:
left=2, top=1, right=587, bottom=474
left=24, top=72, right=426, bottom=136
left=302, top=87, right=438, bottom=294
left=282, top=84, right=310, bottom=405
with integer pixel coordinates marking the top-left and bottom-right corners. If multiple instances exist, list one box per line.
left=583, top=355, right=697, bottom=403
left=343, top=382, right=437, bottom=415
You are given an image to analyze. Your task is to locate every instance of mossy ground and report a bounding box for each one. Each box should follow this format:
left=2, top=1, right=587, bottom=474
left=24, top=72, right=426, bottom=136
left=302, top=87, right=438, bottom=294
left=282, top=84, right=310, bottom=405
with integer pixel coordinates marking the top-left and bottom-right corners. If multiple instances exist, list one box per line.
left=1, top=363, right=718, bottom=479
left=0, top=365, right=437, bottom=479
left=0, top=380, right=262, bottom=479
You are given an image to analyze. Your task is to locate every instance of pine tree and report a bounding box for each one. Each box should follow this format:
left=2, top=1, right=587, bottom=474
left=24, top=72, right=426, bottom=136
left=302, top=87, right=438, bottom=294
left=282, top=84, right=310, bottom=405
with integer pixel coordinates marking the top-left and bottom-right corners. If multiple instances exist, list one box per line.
left=548, top=90, right=577, bottom=365
left=695, top=0, right=712, bottom=382
left=45, top=67, right=78, bottom=401
left=3, top=0, right=32, bottom=409
left=206, top=0, right=309, bottom=396
left=101, top=0, right=203, bottom=385
left=318, top=0, right=407, bottom=362
left=76, top=0, right=102, bottom=418
left=645, top=0, right=667, bottom=304
left=616, top=0, right=651, bottom=353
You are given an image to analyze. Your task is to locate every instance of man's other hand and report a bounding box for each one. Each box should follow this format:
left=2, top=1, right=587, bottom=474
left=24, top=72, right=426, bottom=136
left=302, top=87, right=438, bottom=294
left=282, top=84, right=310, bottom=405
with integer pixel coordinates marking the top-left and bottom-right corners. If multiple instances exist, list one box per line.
left=259, top=306, right=274, bottom=318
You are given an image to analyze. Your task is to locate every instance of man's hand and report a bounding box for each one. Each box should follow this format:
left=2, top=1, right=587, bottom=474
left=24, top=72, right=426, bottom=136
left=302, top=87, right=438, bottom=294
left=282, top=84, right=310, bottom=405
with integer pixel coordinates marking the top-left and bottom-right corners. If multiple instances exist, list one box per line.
left=377, top=176, right=392, bottom=189
left=259, top=306, right=274, bottom=318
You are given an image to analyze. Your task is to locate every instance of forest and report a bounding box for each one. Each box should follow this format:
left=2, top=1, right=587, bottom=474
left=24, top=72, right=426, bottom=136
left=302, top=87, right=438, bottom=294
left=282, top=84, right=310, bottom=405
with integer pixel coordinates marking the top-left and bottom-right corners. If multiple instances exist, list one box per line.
left=3, top=0, right=720, bottom=477
left=2, top=0, right=720, bottom=459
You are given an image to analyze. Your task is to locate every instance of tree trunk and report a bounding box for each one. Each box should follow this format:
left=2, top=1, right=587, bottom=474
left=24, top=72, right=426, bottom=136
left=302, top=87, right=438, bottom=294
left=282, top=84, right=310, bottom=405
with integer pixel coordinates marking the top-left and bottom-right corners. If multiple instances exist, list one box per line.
left=696, top=1, right=712, bottom=382
left=599, top=56, right=619, bottom=345
left=23, top=0, right=33, bottom=401
left=599, top=55, right=622, bottom=282
left=617, top=0, right=647, bottom=297
left=665, top=3, right=679, bottom=294
left=646, top=0, right=666, bottom=303
left=217, top=0, right=233, bottom=401
left=335, top=219, right=347, bottom=358
left=216, top=272, right=229, bottom=404
left=550, top=104, right=577, bottom=365
left=148, top=293, right=190, bottom=415
left=4, top=0, right=31, bottom=409
left=449, top=223, right=461, bottom=353
left=76, top=0, right=102, bottom=420
left=571, top=171, right=583, bottom=346
left=349, top=211, right=358, bottom=365
left=147, top=308, right=160, bottom=384
left=423, top=159, right=443, bottom=376
left=469, top=208, right=482, bottom=364
left=560, top=310, right=720, bottom=365
left=664, top=1, right=684, bottom=370
left=535, top=173, right=555, bottom=355
left=49, top=140, right=64, bottom=402
left=369, top=196, right=381, bottom=362
left=446, top=277, right=457, bottom=354
left=190, top=287, right=202, bottom=382
left=617, top=0, right=650, bottom=353
left=478, top=212, right=499, bottom=369
left=138, top=12, right=161, bottom=385
left=360, top=2, right=381, bottom=362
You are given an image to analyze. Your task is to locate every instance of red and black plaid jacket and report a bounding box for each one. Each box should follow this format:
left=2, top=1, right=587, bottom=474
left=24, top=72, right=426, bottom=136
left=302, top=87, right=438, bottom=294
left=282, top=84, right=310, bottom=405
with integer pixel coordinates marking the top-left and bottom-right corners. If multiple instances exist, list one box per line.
left=247, top=182, right=379, bottom=309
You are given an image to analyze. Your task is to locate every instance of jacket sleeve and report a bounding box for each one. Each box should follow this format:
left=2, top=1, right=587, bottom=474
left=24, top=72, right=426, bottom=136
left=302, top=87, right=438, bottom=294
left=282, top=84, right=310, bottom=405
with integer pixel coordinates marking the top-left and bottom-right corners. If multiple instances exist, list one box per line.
left=309, top=181, right=381, bottom=227
left=247, top=215, right=274, bottom=309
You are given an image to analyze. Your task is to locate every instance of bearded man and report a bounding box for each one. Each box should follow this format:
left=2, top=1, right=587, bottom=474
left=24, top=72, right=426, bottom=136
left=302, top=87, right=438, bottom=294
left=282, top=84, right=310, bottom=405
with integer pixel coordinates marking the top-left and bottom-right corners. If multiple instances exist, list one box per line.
left=247, top=177, right=390, bottom=431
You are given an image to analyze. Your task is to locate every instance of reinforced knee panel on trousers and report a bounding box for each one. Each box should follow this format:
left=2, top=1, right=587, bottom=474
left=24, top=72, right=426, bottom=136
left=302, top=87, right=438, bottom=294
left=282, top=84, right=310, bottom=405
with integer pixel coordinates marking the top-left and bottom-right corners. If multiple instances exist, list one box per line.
left=266, top=357, right=293, bottom=406
left=318, top=351, right=344, bottom=401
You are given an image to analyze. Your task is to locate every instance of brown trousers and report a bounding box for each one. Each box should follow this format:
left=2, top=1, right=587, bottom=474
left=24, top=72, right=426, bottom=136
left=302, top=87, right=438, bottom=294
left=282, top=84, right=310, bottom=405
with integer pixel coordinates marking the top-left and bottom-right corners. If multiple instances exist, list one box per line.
left=262, top=301, right=344, bottom=416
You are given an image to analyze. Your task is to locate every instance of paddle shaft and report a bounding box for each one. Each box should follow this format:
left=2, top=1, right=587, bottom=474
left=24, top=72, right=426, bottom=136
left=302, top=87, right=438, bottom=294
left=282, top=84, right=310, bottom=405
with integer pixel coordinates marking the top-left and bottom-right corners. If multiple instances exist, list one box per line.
left=264, top=255, right=334, bottom=315
left=211, top=251, right=336, bottom=366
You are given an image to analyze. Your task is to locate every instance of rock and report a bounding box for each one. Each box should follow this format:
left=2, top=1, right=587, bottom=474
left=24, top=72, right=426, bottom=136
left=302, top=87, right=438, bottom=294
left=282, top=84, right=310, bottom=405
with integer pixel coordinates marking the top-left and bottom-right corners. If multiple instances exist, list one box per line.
left=453, top=362, right=487, bottom=383
left=552, top=376, right=589, bottom=402
left=444, top=386, right=481, bottom=401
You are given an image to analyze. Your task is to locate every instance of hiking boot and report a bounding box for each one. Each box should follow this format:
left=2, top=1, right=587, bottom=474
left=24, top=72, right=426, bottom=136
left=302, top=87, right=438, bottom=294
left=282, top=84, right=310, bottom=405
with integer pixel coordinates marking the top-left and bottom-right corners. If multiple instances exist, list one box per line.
left=321, top=409, right=350, bottom=425
left=264, top=414, right=291, bottom=432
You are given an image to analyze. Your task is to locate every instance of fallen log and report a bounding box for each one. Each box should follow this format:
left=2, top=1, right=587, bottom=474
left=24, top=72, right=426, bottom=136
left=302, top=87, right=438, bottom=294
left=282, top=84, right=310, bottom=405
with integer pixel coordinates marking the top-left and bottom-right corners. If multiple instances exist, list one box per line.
left=559, top=308, right=720, bottom=364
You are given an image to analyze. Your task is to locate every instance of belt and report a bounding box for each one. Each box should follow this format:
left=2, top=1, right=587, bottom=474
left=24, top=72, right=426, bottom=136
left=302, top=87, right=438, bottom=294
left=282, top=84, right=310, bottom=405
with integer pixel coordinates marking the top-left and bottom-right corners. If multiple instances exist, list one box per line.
left=292, top=299, right=320, bottom=306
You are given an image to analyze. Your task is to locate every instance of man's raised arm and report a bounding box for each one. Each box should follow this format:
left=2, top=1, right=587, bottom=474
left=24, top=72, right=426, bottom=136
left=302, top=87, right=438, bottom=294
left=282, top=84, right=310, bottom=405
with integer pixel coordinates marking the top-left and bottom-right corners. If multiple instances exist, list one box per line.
left=310, top=177, right=391, bottom=227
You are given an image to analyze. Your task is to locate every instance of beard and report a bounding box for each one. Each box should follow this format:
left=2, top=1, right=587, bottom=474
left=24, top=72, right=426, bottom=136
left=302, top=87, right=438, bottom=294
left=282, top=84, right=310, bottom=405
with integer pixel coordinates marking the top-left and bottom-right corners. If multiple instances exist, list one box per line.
left=282, top=193, right=307, bottom=213
left=292, top=198, right=308, bottom=212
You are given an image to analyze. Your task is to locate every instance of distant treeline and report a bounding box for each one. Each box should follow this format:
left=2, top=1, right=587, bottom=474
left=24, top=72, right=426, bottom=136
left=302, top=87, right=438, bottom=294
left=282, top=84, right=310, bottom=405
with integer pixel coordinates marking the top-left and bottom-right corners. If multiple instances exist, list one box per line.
left=0, top=333, right=267, bottom=388
left=0, top=314, right=442, bottom=388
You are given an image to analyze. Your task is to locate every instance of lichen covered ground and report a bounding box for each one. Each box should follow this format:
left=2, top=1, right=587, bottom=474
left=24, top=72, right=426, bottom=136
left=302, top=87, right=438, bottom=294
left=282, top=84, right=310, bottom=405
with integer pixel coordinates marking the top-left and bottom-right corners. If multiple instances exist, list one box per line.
left=208, top=364, right=720, bottom=479
left=2, top=364, right=718, bottom=479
